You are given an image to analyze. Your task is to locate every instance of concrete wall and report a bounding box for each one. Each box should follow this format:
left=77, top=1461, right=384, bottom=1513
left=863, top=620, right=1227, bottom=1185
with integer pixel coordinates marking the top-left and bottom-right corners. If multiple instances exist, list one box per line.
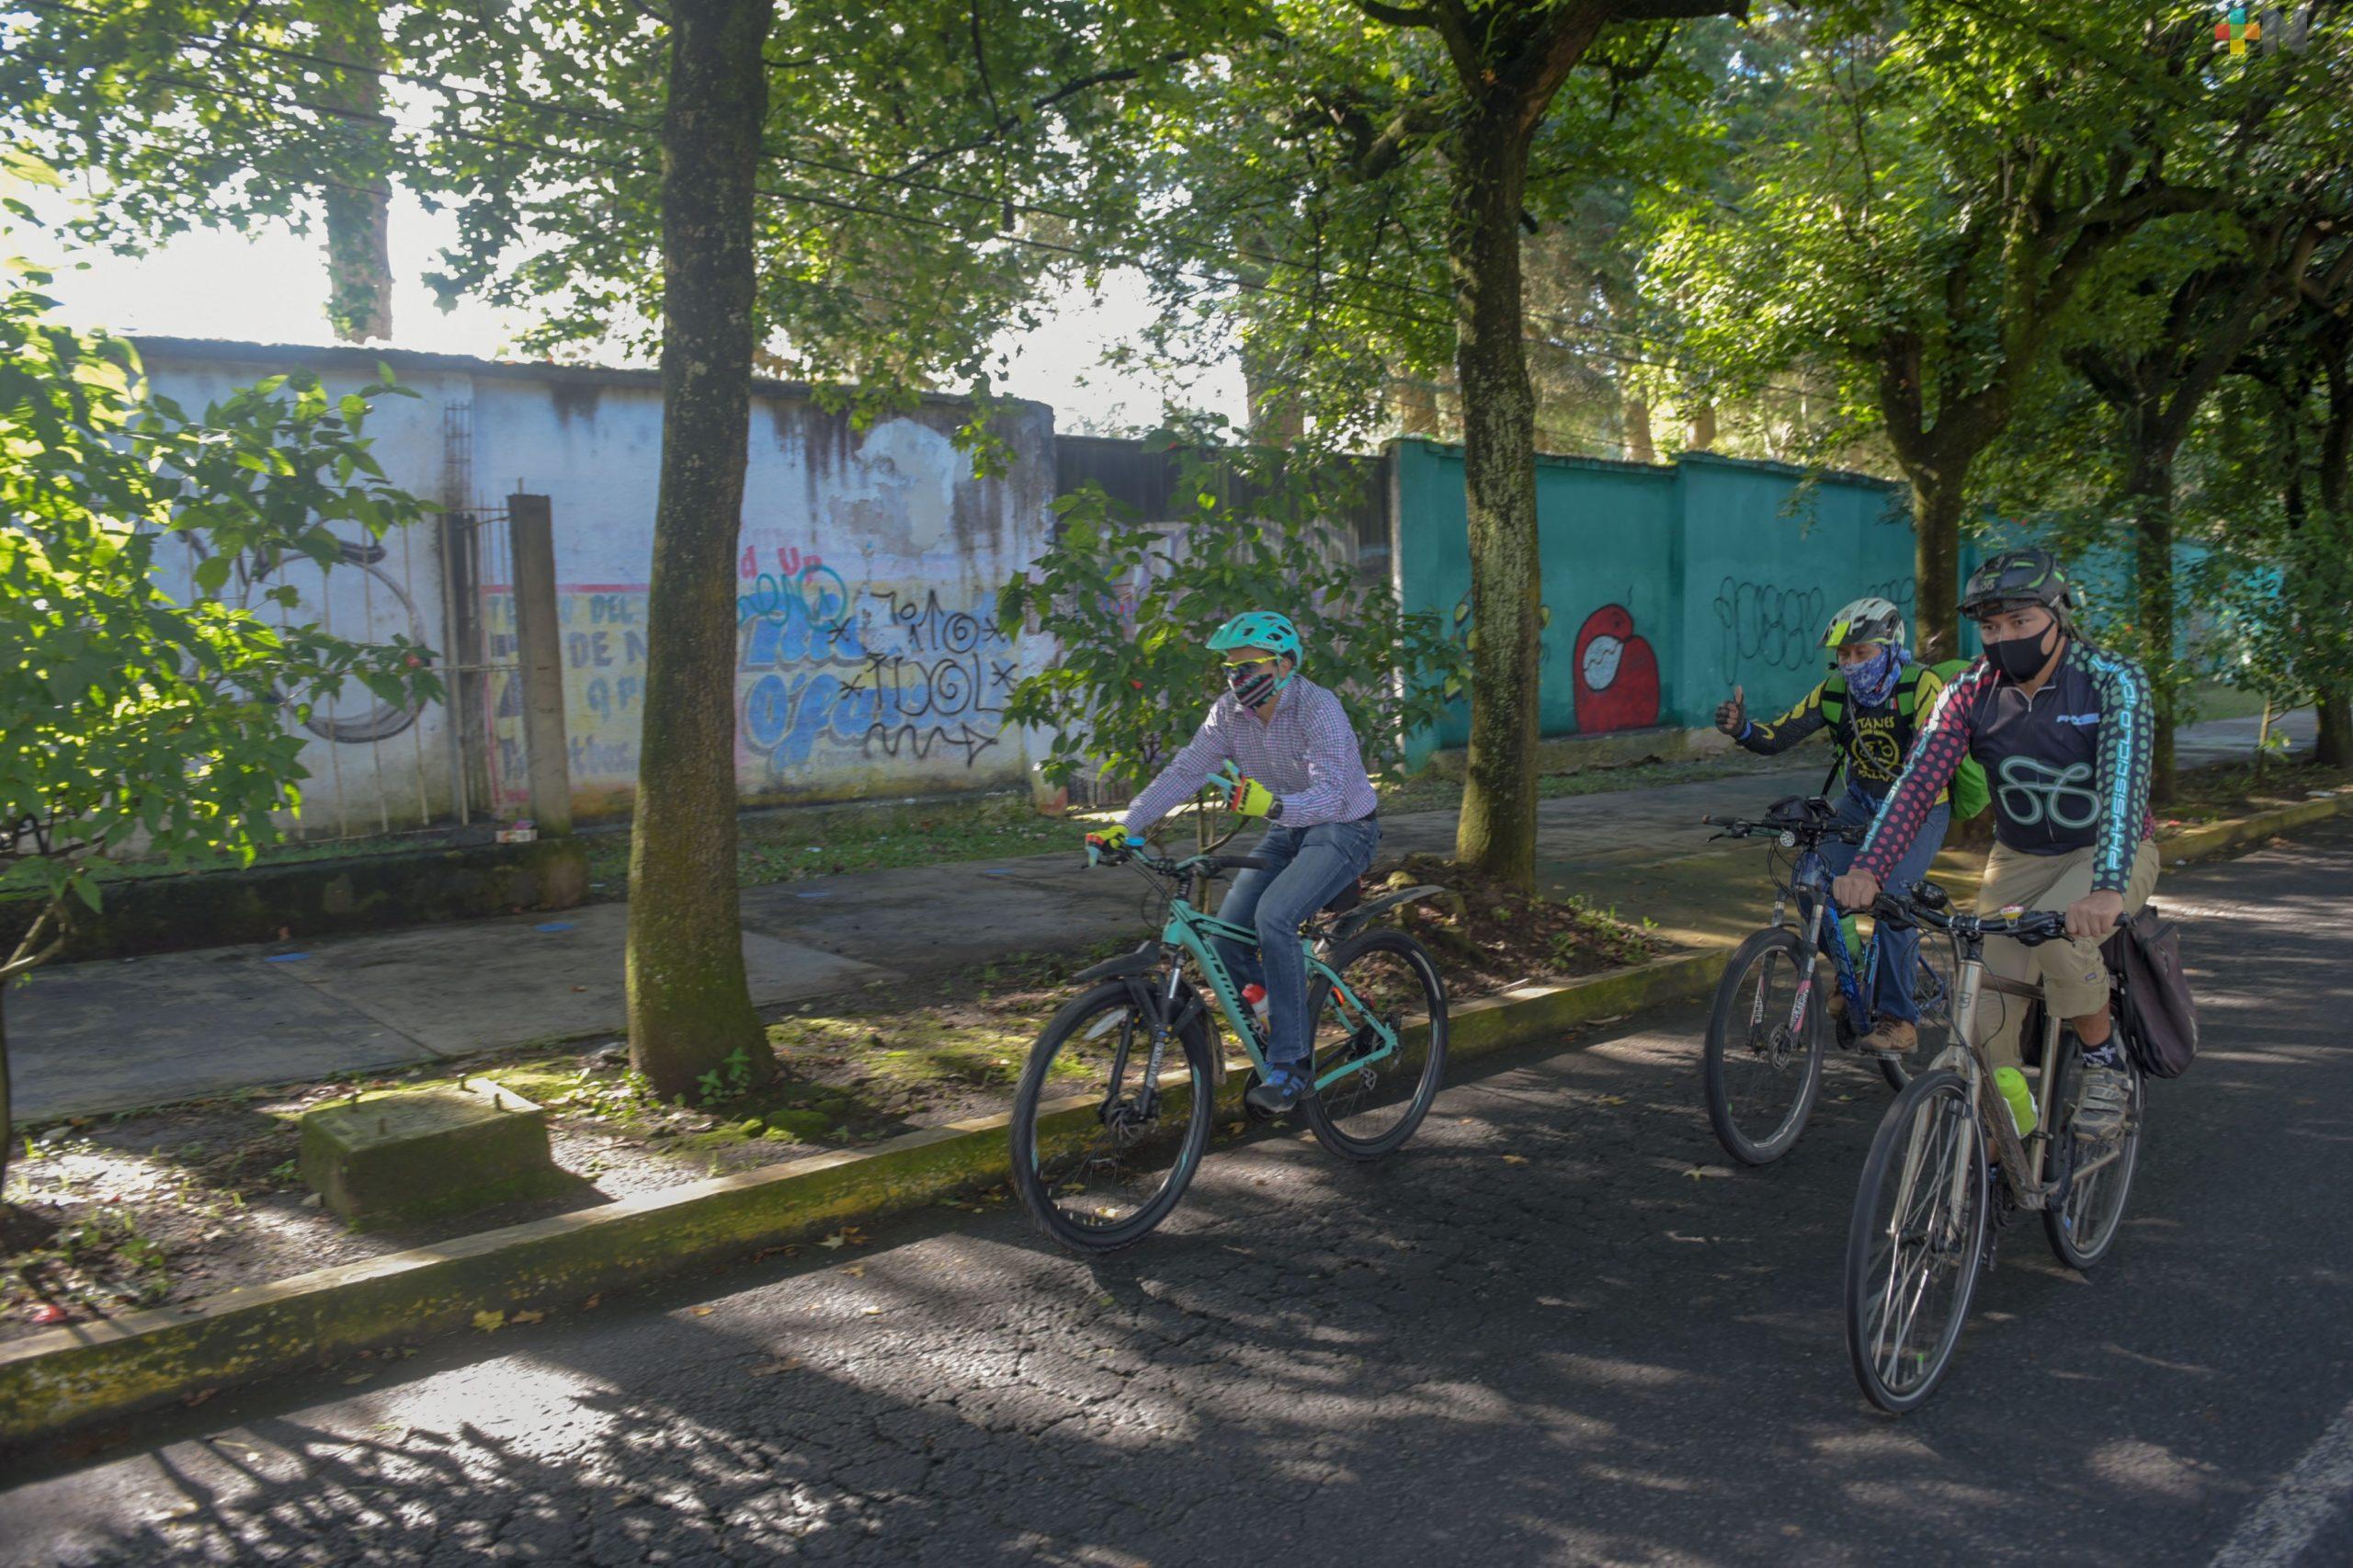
left=1392, top=442, right=1918, bottom=766
left=136, top=341, right=1057, bottom=832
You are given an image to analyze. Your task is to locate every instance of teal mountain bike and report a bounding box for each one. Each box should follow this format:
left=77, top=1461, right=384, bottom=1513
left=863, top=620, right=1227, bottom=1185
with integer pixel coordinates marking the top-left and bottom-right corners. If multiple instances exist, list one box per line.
left=1010, top=847, right=1450, bottom=1253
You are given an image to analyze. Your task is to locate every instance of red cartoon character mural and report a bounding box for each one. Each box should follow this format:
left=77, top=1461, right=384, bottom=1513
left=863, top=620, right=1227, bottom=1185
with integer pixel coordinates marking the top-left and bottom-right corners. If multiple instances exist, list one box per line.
left=1573, top=604, right=1660, bottom=733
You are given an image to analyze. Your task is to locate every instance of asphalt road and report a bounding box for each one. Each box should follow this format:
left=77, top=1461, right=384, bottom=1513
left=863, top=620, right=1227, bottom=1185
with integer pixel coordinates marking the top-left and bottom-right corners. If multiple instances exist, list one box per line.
left=6, top=822, right=2352, bottom=1567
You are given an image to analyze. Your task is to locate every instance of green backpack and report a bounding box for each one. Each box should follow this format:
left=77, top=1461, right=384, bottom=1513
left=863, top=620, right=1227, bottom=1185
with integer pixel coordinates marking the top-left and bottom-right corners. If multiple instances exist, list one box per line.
left=1819, top=658, right=1992, bottom=821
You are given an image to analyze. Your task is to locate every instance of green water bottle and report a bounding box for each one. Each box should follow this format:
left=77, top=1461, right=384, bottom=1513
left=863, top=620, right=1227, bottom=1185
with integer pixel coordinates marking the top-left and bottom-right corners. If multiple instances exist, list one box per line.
left=1838, top=914, right=1862, bottom=958
left=1994, top=1066, right=2037, bottom=1137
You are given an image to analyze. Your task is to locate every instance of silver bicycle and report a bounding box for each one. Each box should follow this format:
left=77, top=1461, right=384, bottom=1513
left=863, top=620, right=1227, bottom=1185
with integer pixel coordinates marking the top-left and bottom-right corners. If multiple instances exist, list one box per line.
left=1841, top=881, right=2143, bottom=1413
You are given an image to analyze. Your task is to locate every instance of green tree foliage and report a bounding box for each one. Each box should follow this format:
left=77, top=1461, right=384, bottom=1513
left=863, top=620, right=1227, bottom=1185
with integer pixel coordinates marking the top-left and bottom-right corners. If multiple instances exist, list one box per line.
left=0, top=0, right=400, bottom=339
left=999, top=432, right=1461, bottom=840
left=1650, top=0, right=2306, bottom=664
left=1118, top=0, right=1746, bottom=889
left=0, top=199, right=441, bottom=1199
left=2190, top=267, right=2353, bottom=765
left=404, top=0, right=1239, bottom=383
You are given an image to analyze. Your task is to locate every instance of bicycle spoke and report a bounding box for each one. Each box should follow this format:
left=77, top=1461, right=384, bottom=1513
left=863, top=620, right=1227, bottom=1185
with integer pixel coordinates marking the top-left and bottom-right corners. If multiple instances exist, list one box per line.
left=1304, top=930, right=1449, bottom=1160
left=1021, top=997, right=1205, bottom=1238
left=1855, top=1080, right=1983, bottom=1403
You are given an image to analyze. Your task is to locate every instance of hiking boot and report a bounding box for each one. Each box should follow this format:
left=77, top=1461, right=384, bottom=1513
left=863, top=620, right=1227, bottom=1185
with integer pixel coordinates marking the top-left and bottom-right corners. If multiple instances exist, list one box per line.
left=1824, top=988, right=1848, bottom=1024
left=2072, top=1057, right=2133, bottom=1141
left=1245, top=1066, right=1312, bottom=1116
left=1856, top=1017, right=1916, bottom=1057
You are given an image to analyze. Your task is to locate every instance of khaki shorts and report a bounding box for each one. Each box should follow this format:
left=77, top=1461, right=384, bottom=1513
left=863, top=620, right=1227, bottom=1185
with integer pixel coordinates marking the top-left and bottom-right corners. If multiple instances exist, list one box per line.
left=1971, top=838, right=2160, bottom=1074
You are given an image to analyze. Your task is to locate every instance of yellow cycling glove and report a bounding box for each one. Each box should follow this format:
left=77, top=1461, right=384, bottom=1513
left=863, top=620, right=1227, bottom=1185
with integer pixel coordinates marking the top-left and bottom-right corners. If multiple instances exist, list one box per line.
left=1214, top=763, right=1279, bottom=819
left=1084, top=824, right=1130, bottom=865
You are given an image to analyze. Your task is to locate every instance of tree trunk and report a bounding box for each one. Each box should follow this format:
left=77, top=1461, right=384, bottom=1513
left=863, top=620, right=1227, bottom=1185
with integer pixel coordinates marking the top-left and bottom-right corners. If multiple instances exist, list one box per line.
left=1685, top=402, right=1717, bottom=452
left=1910, top=468, right=1965, bottom=664
left=0, top=981, right=11, bottom=1206
left=2127, top=445, right=2178, bottom=803
left=1622, top=392, right=1655, bottom=466
left=319, top=15, right=393, bottom=344
left=1449, top=106, right=1544, bottom=888
left=2317, top=690, right=2353, bottom=766
left=626, top=0, right=775, bottom=1102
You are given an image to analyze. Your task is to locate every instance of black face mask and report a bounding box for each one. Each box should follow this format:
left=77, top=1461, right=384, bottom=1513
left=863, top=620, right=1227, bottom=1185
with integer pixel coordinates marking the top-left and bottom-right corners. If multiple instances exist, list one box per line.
left=1228, top=665, right=1281, bottom=708
left=1986, top=624, right=2058, bottom=682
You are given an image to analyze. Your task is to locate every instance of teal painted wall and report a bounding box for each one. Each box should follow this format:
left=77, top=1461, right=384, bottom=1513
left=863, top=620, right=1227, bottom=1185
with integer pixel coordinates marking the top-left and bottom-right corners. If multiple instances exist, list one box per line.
left=1395, top=442, right=1916, bottom=765
left=1675, top=455, right=1915, bottom=730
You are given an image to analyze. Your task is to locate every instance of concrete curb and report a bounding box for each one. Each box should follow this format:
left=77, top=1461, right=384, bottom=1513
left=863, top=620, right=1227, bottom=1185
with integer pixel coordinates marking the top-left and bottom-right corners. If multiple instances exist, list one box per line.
left=5, top=790, right=2339, bottom=1448
left=2157, top=789, right=2353, bottom=867
left=0, top=948, right=1728, bottom=1449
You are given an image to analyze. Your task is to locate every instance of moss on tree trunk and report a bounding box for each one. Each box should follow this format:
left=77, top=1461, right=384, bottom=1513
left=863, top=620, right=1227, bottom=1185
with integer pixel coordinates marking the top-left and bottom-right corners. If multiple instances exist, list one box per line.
left=626, top=0, right=776, bottom=1102
left=1449, top=105, right=1545, bottom=890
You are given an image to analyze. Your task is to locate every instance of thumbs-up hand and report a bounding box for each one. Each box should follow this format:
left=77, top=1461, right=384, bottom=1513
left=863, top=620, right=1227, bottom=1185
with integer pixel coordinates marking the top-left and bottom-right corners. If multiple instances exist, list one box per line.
left=1715, top=684, right=1747, bottom=736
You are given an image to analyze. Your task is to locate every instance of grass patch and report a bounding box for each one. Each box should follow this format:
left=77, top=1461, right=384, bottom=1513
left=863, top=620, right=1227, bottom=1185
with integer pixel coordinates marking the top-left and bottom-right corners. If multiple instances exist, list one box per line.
left=577, top=791, right=1095, bottom=901
left=1376, top=746, right=1800, bottom=816
left=2182, top=680, right=2275, bottom=725
left=1377, top=854, right=1665, bottom=986
left=2154, top=757, right=2353, bottom=828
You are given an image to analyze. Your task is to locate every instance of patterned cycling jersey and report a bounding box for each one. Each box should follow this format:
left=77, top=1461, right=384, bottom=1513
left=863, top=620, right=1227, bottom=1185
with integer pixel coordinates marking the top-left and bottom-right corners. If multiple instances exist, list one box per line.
left=1856, top=642, right=2155, bottom=893
left=1735, top=664, right=1950, bottom=800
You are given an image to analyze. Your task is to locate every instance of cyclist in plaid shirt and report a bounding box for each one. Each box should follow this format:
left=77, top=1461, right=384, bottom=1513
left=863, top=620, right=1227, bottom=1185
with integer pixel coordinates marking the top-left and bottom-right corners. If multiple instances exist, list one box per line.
left=1085, top=610, right=1381, bottom=1114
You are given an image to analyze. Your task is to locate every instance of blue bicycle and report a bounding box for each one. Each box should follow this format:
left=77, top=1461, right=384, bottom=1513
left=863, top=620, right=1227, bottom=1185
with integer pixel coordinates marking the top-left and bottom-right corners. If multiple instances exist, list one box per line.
left=1698, top=796, right=1956, bottom=1165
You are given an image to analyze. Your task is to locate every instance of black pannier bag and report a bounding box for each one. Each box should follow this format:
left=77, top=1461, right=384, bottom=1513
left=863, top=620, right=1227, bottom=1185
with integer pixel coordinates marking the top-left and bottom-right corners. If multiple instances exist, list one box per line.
left=2102, top=904, right=2199, bottom=1079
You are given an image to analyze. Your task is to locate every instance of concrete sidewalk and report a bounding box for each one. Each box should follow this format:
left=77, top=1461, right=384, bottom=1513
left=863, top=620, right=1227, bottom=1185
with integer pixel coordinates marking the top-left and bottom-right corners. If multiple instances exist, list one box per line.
left=9, top=710, right=2315, bottom=1122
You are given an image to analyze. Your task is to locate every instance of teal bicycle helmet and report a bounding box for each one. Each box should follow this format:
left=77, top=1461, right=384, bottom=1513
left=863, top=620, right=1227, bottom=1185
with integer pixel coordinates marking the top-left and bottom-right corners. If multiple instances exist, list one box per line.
left=1207, top=610, right=1302, bottom=665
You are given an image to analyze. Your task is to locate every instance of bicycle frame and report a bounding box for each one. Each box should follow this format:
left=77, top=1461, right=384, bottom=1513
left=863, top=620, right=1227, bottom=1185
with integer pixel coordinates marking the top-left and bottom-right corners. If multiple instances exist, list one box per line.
left=1768, top=845, right=1874, bottom=1040
left=1910, top=941, right=2125, bottom=1211
left=1159, top=897, right=1403, bottom=1094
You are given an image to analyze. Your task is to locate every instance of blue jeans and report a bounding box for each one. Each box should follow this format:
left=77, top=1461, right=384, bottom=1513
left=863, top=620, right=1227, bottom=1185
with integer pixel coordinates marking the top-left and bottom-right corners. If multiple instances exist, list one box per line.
left=1211, top=817, right=1383, bottom=1075
left=1819, top=783, right=1949, bottom=1024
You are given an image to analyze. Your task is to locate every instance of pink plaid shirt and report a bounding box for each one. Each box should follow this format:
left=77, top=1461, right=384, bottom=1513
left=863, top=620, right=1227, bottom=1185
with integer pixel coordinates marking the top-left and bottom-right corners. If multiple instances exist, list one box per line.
left=1122, top=676, right=1379, bottom=835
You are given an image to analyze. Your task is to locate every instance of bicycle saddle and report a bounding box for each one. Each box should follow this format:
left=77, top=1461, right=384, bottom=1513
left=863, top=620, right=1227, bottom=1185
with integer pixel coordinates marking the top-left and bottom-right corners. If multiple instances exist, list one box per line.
left=1320, top=878, right=1364, bottom=915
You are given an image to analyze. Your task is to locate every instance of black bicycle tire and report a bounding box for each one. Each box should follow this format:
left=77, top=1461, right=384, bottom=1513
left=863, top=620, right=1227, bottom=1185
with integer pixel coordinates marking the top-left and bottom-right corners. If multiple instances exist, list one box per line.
left=1844, top=1068, right=1991, bottom=1414
left=1302, top=928, right=1450, bottom=1162
left=1009, top=979, right=1216, bottom=1255
left=1703, top=927, right=1827, bottom=1165
left=2041, top=1048, right=2145, bottom=1270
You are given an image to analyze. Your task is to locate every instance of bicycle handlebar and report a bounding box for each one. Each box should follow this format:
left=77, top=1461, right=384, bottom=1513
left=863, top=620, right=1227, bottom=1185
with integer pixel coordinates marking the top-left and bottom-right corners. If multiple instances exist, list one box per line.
left=1088, top=847, right=1271, bottom=878
left=1699, top=812, right=1866, bottom=846
left=1869, top=887, right=2120, bottom=948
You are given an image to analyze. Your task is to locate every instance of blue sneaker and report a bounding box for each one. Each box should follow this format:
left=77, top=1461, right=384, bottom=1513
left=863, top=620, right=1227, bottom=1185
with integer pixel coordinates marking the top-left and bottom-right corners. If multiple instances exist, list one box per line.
left=1245, top=1066, right=1312, bottom=1115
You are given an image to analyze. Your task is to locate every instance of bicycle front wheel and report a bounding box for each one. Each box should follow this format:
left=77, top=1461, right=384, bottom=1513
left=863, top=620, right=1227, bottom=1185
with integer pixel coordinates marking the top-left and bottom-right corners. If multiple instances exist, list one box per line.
left=1009, top=979, right=1216, bottom=1254
left=1302, top=929, right=1449, bottom=1162
left=1844, top=1068, right=1991, bottom=1413
left=1703, top=928, right=1827, bottom=1165
left=2041, top=1050, right=2144, bottom=1270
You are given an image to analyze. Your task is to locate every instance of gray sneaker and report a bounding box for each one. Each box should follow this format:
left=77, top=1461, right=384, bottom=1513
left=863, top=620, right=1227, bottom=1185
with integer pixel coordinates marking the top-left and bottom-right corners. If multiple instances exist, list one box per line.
left=2072, top=1059, right=2134, bottom=1141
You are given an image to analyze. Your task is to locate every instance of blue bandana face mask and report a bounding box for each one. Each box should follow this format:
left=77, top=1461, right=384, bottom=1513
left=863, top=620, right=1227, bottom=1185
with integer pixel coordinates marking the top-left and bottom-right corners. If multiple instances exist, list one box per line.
left=1838, top=646, right=1903, bottom=708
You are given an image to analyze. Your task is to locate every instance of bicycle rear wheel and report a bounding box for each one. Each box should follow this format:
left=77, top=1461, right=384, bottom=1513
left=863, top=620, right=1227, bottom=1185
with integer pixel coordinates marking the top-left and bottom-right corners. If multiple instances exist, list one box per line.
left=1009, top=979, right=1215, bottom=1254
left=1302, top=929, right=1449, bottom=1162
left=1844, top=1068, right=1991, bottom=1413
left=2041, top=1049, right=2144, bottom=1270
left=1703, top=928, right=1826, bottom=1165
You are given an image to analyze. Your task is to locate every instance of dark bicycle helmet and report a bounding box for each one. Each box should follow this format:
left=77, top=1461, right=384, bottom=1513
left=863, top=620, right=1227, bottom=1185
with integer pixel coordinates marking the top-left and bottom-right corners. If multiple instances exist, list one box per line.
left=1960, top=548, right=2078, bottom=624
